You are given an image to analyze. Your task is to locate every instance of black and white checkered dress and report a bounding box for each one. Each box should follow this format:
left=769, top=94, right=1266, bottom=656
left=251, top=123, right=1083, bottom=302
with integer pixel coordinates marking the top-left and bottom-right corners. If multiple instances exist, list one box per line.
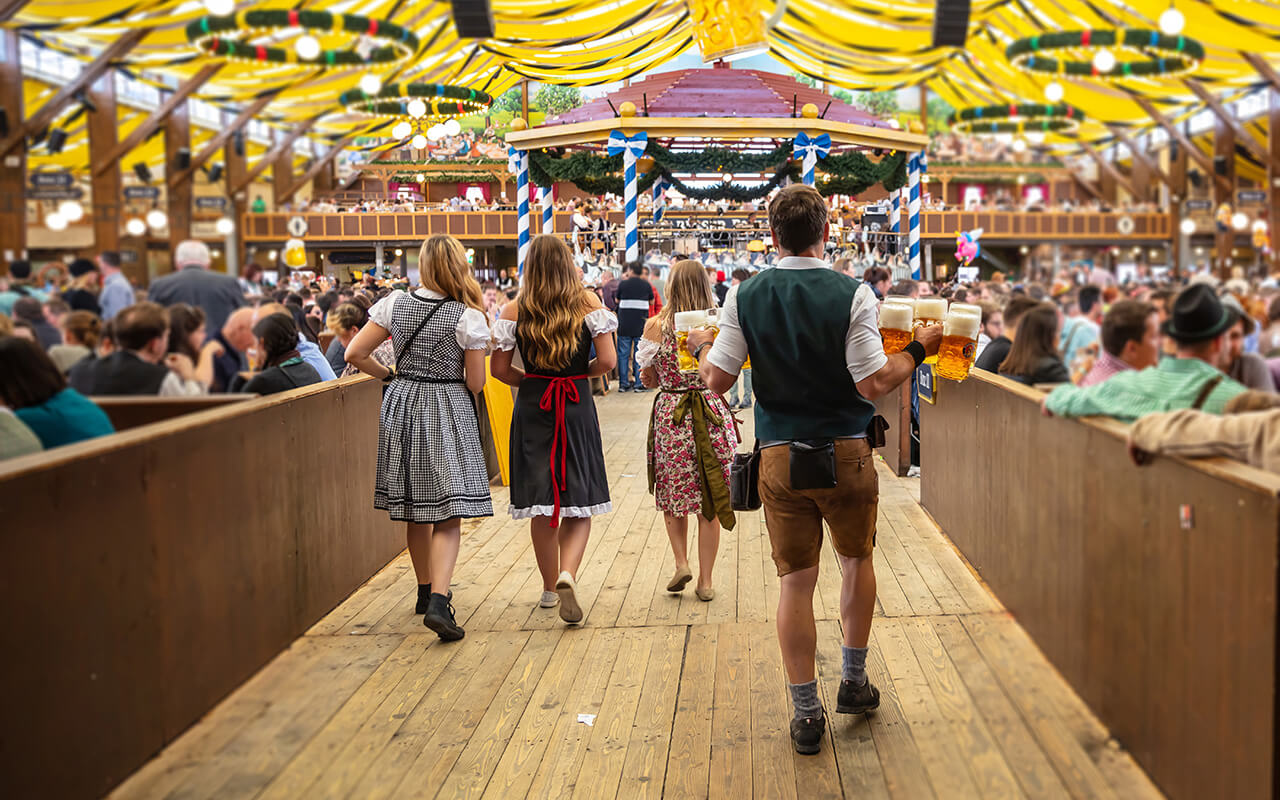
left=374, top=291, right=493, bottom=524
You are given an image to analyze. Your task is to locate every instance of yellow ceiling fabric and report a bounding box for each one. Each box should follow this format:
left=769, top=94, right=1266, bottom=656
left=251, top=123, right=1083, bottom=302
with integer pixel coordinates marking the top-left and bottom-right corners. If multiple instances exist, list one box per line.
left=5, top=0, right=1278, bottom=169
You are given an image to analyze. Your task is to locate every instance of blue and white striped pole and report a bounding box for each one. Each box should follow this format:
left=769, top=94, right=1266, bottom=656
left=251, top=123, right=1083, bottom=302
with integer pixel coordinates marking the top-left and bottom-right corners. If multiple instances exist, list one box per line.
left=652, top=178, right=670, bottom=224
left=539, top=185, right=554, bottom=235
left=792, top=132, right=831, bottom=186
left=508, top=147, right=530, bottom=274
left=607, top=130, right=648, bottom=264
left=908, top=152, right=926, bottom=280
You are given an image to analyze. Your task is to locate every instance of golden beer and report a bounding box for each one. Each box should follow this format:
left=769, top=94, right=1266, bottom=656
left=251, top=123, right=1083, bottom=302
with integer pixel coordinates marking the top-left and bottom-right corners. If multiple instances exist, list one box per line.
left=936, top=310, right=981, bottom=381
left=879, top=301, right=914, bottom=354
left=914, top=298, right=947, bottom=363
left=675, top=310, right=718, bottom=373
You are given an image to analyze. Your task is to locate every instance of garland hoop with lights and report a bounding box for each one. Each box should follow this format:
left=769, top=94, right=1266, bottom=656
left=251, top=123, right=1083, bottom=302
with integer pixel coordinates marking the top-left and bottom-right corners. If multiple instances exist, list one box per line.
left=339, top=83, right=494, bottom=120
left=949, top=103, right=1084, bottom=136
left=1006, top=29, right=1204, bottom=80
left=186, top=10, right=418, bottom=68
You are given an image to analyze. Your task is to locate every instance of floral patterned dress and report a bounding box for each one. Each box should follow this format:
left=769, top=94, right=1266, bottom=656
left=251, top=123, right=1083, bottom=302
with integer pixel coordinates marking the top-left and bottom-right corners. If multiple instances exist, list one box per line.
left=639, top=328, right=740, bottom=523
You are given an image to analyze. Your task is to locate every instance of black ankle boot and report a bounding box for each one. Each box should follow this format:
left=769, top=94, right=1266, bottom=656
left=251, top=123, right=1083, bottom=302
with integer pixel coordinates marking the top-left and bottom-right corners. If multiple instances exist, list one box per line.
left=416, top=584, right=432, bottom=614
left=423, top=593, right=465, bottom=641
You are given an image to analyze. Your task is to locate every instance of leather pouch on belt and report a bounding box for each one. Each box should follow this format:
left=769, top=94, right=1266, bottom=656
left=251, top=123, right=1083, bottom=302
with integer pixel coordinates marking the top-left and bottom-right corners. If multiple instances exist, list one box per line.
left=789, top=439, right=837, bottom=490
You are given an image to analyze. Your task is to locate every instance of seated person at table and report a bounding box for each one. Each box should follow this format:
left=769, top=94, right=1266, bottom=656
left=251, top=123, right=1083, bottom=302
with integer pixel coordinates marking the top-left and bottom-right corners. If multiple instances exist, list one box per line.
left=0, top=336, right=114, bottom=449
left=997, top=302, right=1070, bottom=386
left=240, top=313, right=324, bottom=396
left=975, top=295, right=1039, bottom=374
left=77, top=302, right=205, bottom=396
left=1128, top=406, right=1280, bottom=473
left=1078, top=300, right=1161, bottom=387
left=1045, top=285, right=1247, bottom=422
left=1220, top=294, right=1277, bottom=393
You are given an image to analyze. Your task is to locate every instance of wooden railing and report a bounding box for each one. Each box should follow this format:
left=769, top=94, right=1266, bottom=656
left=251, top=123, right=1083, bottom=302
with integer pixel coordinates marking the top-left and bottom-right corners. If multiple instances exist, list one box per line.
left=0, top=377, right=403, bottom=799
left=919, top=371, right=1280, bottom=800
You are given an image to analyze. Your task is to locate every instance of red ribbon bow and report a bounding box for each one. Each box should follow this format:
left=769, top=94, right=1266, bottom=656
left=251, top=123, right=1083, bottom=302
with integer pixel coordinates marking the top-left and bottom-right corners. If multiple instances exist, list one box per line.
left=527, top=375, right=586, bottom=528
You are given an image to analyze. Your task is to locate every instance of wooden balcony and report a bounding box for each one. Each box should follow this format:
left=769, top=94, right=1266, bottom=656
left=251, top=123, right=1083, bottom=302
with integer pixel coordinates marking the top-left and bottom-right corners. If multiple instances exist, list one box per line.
left=920, top=210, right=1170, bottom=241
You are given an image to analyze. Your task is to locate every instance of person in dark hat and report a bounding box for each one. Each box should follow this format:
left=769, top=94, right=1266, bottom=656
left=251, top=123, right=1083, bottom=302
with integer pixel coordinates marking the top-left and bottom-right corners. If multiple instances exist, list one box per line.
left=61, top=258, right=101, bottom=316
left=1043, top=284, right=1250, bottom=422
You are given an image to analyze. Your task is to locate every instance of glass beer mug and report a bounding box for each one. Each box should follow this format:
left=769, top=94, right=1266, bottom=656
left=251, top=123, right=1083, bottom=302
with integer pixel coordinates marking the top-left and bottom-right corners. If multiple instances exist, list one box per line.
left=936, top=308, right=982, bottom=381
left=913, top=298, right=947, bottom=364
left=676, top=308, right=719, bottom=373
left=879, top=301, right=914, bottom=355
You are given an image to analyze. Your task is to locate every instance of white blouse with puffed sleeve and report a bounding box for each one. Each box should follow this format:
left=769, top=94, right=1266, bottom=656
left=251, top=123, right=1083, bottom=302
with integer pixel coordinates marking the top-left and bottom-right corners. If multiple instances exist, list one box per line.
left=369, top=289, right=491, bottom=352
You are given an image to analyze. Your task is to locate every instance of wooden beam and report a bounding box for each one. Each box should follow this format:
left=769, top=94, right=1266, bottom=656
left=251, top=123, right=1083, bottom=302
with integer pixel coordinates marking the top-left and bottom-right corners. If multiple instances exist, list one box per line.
left=271, top=146, right=293, bottom=209
left=87, top=69, right=121, bottom=255
left=1213, top=113, right=1235, bottom=277
left=1242, top=53, right=1280, bottom=95
left=520, top=79, right=529, bottom=122
left=279, top=134, right=358, bottom=203
left=225, top=122, right=248, bottom=271
left=0, top=0, right=30, bottom=23
left=1131, top=96, right=1228, bottom=193
left=1081, top=143, right=1139, bottom=201
left=94, top=62, right=221, bottom=176
left=167, top=91, right=274, bottom=188
left=1269, top=87, right=1280, bottom=270
left=1168, top=121, right=1188, bottom=276
left=1105, top=124, right=1174, bottom=191
left=165, top=101, right=192, bottom=256
left=1071, top=171, right=1104, bottom=202
left=0, top=29, right=26, bottom=273
left=1183, top=79, right=1270, bottom=162
left=230, top=114, right=320, bottom=195
left=0, top=28, right=148, bottom=157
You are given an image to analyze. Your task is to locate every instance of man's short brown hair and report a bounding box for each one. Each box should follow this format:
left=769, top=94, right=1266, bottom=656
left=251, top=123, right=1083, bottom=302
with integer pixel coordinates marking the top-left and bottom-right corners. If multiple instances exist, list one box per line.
left=768, top=185, right=828, bottom=253
left=114, top=301, right=169, bottom=351
left=1003, top=295, right=1040, bottom=331
left=1101, top=300, right=1155, bottom=357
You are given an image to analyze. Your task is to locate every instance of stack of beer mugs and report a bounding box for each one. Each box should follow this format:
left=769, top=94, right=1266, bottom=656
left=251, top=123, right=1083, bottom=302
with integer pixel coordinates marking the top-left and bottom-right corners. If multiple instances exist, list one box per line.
left=936, top=303, right=982, bottom=381
left=675, top=308, right=720, bottom=373
left=879, top=299, right=914, bottom=355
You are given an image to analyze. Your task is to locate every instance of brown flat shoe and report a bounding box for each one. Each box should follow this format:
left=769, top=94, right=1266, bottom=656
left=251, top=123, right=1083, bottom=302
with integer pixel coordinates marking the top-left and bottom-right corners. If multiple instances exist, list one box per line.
left=666, top=565, right=693, bottom=593
left=695, top=585, right=715, bottom=602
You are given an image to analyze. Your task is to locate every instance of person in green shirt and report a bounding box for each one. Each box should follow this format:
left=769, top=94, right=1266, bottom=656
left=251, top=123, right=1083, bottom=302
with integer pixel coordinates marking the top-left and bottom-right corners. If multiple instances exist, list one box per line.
left=1044, top=284, right=1248, bottom=422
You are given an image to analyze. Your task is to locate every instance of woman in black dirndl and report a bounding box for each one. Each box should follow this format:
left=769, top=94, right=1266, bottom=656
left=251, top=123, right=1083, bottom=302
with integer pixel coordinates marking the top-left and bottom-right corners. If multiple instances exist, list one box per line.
left=491, top=235, right=618, bottom=624
left=345, top=234, right=493, bottom=641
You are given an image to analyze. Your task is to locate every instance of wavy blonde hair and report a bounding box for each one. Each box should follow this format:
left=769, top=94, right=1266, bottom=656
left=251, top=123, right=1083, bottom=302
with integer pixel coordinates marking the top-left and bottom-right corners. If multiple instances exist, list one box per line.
left=655, top=259, right=716, bottom=335
left=517, top=235, right=594, bottom=372
left=418, top=234, right=485, bottom=313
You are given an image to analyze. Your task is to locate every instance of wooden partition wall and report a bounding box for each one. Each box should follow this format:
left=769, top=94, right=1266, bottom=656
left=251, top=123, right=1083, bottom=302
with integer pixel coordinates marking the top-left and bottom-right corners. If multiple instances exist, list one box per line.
left=873, top=381, right=912, bottom=476
left=919, top=371, right=1280, bottom=800
left=0, top=377, right=403, bottom=800
left=91, top=393, right=256, bottom=431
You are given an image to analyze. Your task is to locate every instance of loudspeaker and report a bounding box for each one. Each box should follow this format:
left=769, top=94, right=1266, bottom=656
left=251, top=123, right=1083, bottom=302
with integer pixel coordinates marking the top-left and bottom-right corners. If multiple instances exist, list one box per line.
left=46, top=128, right=67, bottom=154
left=207, top=162, right=224, bottom=182
left=176, top=147, right=191, bottom=171
left=0, top=108, right=8, bottom=138
left=133, top=162, right=152, bottom=183
left=1188, top=168, right=1203, bottom=189
left=450, top=0, right=494, bottom=37
left=1213, top=155, right=1227, bottom=176
left=931, top=0, right=971, bottom=48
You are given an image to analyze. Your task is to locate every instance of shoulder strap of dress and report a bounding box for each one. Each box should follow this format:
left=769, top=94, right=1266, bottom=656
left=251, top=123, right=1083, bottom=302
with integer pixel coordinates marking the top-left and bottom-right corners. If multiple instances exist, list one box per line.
left=395, top=300, right=448, bottom=370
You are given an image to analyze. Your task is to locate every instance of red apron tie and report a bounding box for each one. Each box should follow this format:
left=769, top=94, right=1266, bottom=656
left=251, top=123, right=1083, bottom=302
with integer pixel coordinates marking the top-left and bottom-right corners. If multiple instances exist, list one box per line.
left=526, top=375, right=586, bottom=528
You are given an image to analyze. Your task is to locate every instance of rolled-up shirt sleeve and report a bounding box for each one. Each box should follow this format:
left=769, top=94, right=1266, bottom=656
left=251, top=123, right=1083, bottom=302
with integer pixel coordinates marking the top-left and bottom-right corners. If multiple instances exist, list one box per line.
left=845, top=284, right=888, bottom=383
left=705, top=287, right=748, bottom=376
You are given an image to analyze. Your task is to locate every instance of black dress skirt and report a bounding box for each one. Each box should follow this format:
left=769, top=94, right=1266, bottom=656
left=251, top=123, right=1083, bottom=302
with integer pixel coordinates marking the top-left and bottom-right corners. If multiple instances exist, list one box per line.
left=508, top=321, right=611, bottom=524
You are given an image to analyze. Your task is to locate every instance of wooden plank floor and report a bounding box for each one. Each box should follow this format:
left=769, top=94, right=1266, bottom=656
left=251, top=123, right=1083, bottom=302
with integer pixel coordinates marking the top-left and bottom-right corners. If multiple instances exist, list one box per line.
left=112, top=389, right=1164, bottom=800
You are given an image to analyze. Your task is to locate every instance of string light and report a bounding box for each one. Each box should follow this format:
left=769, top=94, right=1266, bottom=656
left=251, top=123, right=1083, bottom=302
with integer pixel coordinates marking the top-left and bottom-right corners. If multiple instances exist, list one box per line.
left=204, top=0, right=234, bottom=15
left=410, top=133, right=428, bottom=149
left=1044, top=81, right=1064, bottom=102
left=443, top=118, right=461, bottom=136
left=1093, top=49, right=1116, bottom=73
left=392, top=121, right=412, bottom=139
left=294, top=35, right=321, bottom=61
left=1159, top=4, right=1185, bottom=36
left=407, top=98, right=427, bottom=119
left=359, top=74, right=382, bottom=95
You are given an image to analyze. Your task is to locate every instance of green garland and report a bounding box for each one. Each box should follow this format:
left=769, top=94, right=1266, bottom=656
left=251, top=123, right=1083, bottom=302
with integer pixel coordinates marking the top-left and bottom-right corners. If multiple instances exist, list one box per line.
left=339, top=83, right=494, bottom=119
left=186, top=10, right=417, bottom=68
left=949, top=103, right=1083, bottom=135
left=1006, top=29, right=1204, bottom=80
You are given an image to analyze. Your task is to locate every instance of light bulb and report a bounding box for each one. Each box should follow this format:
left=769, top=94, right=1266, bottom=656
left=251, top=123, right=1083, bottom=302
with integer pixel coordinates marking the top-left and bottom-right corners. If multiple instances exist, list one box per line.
left=392, top=121, right=412, bottom=139
left=1180, top=218, right=1196, bottom=235
left=1093, top=49, right=1116, bottom=73
left=427, top=125, right=443, bottom=141
left=215, top=216, right=235, bottom=235
left=411, top=134, right=428, bottom=150
left=146, top=208, right=168, bottom=230
left=406, top=98, right=427, bottom=119
left=1254, top=220, right=1268, bottom=233
left=44, top=212, right=67, bottom=231
left=394, top=248, right=403, bottom=256
left=444, top=118, right=461, bottom=136
left=1044, top=81, right=1064, bottom=103
left=126, top=218, right=147, bottom=236
left=58, top=199, right=83, bottom=222
left=414, top=173, right=425, bottom=183
left=1159, top=6, right=1185, bottom=35
left=1012, top=137, right=1028, bottom=153
left=721, top=173, right=733, bottom=183
left=294, top=35, right=321, bottom=61
left=267, top=250, right=277, bottom=261
left=204, top=0, right=234, bottom=15
left=1231, top=212, right=1249, bottom=231
left=359, top=74, right=382, bottom=96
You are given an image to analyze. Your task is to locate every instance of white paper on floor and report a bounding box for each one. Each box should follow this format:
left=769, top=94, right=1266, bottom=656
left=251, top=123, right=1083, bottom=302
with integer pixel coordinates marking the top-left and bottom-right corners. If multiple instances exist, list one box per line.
left=577, top=713, right=596, bottom=726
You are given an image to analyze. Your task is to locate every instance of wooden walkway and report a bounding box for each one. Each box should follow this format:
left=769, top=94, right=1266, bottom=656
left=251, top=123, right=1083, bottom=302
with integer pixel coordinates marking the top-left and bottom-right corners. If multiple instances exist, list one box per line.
left=112, top=390, right=1164, bottom=800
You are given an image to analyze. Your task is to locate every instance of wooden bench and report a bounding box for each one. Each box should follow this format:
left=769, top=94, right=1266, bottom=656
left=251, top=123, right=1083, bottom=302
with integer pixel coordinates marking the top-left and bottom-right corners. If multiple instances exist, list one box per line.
left=920, top=370, right=1280, bottom=800
left=0, top=377, right=402, bottom=800
left=92, top=394, right=257, bottom=431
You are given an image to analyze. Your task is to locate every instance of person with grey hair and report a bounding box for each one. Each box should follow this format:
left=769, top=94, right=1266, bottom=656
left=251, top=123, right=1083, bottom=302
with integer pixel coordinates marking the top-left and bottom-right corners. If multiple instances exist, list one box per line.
left=147, top=239, right=245, bottom=334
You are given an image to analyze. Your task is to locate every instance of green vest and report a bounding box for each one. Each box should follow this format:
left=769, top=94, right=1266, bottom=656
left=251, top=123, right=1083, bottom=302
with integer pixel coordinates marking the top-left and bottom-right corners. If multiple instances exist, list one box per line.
left=736, top=267, right=876, bottom=440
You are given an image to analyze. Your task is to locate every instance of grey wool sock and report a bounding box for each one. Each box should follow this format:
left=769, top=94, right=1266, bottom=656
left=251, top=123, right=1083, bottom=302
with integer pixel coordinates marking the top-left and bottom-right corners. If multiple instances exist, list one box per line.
left=789, top=680, right=823, bottom=721
left=842, top=646, right=868, bottom=687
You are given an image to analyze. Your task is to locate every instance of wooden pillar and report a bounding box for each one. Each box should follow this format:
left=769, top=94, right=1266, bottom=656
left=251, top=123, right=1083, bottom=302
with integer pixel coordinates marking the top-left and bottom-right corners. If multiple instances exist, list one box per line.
left=919, top=85, right=928, bottom=130
left=87, top=69, right=121, bottom=255
left=520, top=80, right=530, bottom=123
left=313, top=158, right=335, bottom=195
left=1214, top=114, right=1235, bottom=277
left=0, top=30, right=25, bottom=273
left=1128, top=135, right=1152, bottom=205
left=1269, top=87, right=1280, bottom=273
left=271, top=135, right=293, bottom=209
left=1169, top=134, right=1188, bottom=276
left=1099, top=162, right=1118, bottom=206
left=165, top=101, right=192, bottom=256
left=225, top=131, right=247, bottom=270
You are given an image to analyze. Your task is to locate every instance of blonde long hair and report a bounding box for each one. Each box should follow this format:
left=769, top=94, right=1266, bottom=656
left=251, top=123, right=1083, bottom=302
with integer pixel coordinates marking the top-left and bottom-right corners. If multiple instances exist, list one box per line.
left=517, top=234, right=594, bottom=372
left=418, top=234, right=485, bottom=313
left=656, top=259, right=716, bottom=334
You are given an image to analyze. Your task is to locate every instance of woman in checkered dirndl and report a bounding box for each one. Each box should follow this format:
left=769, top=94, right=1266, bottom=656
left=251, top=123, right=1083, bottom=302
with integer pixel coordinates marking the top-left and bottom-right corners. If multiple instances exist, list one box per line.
left=345, top=235, right=493, bottom=643
left=490, top=235, right=618, bottom=626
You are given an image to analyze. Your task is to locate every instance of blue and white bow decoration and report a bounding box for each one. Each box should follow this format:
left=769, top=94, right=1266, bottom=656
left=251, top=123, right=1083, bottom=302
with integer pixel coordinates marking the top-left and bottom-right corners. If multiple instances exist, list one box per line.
left=792, top=132, right=831, bottom=186
left=607, top=130, right=648, bottom=264
left=509, top=146, right=531, bottom=274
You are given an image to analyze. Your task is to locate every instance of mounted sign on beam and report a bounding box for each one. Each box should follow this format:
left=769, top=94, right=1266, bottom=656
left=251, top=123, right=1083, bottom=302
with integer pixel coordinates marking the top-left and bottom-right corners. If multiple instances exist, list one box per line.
left=450, top=0, right=494, bottom=37
left=932, top=0, right=971, bottom=48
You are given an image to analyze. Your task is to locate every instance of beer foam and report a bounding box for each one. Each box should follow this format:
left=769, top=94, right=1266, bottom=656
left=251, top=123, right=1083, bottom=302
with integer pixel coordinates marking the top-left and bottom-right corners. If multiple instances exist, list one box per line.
left=949, top=302, right=983, bottom=317
left=914, top=298, right=947, bottom=322
left=879, top=302, right=913, bottom=330
left=943, top=309, right=981, bottom=338
left=674, top=310, right=708, bottom=331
